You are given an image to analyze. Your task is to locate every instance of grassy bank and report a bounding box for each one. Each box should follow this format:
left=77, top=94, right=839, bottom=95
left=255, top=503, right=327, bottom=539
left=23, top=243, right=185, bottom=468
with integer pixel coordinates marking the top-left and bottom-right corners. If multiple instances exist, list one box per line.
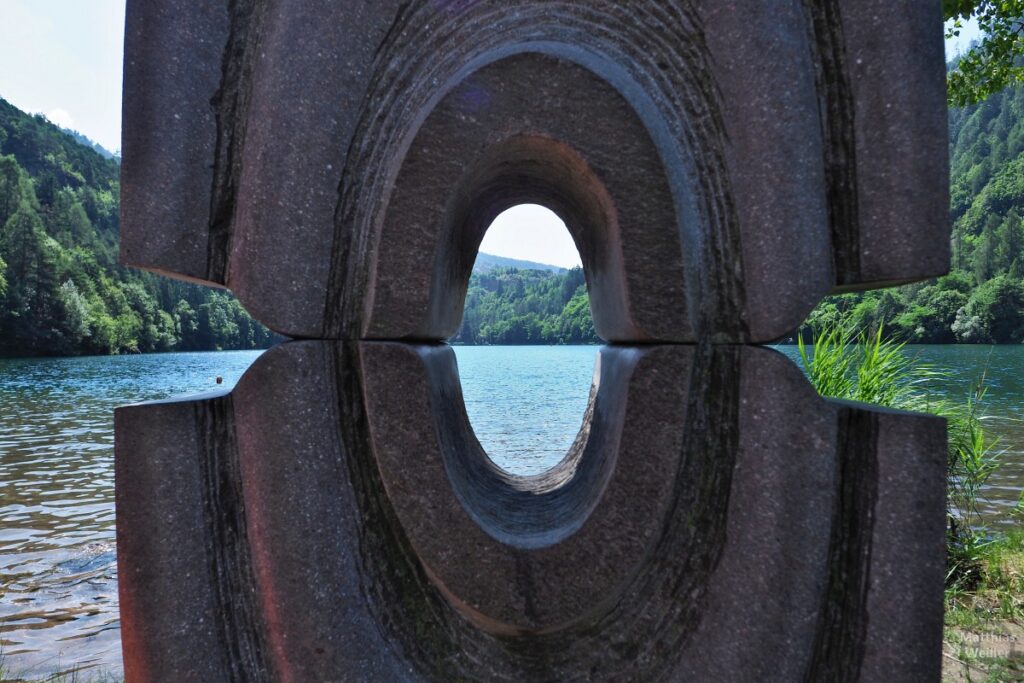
left=0, top=658, right=122, bottom=683
left=944, top=531, right=1024, bottom=681
left=798, top=321, right=1024, bottom=681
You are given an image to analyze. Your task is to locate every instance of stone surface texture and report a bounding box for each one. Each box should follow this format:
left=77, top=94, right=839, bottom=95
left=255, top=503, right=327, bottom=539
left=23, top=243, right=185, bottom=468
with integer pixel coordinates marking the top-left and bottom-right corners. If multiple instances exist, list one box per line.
left=116, top=1, right=950, bottom=681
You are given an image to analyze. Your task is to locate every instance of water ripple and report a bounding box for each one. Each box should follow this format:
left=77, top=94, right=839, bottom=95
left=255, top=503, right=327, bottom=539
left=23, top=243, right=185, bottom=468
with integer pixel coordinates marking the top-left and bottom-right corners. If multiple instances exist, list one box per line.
left=0, top=351, right=262, bottom=680
left=1, top=345, right=1022, bottom=678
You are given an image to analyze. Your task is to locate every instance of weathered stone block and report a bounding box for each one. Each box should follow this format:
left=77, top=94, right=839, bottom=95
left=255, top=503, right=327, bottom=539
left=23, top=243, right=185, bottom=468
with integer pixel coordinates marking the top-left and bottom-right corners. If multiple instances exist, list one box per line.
left=116, top=1, right=951, bottom=680
left=120, top=0, right=948, bottom=343
left=116, top=342, right=945, bottom=680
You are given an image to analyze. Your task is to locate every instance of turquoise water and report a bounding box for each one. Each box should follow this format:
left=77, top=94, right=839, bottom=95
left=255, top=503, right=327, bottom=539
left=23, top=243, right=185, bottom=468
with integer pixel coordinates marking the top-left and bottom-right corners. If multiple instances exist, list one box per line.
left=775, top=344, right=1024, bottom=523
left=452, top=345, right=598, bottom=475
left=458, top=345, right=1024, bottom=521
left=0, top=351, right=262, bottom=680
left=0, top=344, right=1021, bottom=677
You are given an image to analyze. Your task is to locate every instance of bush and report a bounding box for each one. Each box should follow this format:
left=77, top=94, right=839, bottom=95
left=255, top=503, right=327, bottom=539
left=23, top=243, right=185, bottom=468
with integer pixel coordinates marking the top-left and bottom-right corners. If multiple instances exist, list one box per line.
left=953, top=275, right=1024, bottom=343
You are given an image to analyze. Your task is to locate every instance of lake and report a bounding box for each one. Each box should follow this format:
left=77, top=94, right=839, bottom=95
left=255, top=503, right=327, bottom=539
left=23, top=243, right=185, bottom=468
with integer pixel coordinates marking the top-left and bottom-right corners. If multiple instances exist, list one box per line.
left=0, top=344, right=1021, bottom=678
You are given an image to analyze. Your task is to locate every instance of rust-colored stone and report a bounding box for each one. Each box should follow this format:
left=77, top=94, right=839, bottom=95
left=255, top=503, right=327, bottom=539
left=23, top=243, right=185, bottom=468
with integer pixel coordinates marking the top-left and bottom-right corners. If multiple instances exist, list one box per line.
left=116, top=1, right=950, bottom=680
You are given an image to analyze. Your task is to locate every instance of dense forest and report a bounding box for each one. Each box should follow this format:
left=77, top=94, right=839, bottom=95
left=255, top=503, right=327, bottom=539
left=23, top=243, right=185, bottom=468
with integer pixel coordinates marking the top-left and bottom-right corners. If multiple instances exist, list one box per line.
left=454, top=266, right=597, bottom=344
left=803, top=82, right=1024, bottom=343
left=0, top=97, right=276, bottom=357
left=471, top=252, right=567, bottom=274
left=7, top=69, right=1024, bottom=353
left=460, top=83, right=1024, bottom=345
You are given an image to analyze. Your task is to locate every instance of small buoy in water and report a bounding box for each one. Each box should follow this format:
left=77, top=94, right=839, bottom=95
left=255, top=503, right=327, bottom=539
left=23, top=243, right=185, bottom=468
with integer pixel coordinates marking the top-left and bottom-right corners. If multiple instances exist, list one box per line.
left=216, top=376, right=223, bottom=384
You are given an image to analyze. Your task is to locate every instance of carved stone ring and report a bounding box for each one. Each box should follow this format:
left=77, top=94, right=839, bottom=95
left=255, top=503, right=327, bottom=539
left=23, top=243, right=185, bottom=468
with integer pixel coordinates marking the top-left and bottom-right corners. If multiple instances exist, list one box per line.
left=117, top=2, right=949, bottom=680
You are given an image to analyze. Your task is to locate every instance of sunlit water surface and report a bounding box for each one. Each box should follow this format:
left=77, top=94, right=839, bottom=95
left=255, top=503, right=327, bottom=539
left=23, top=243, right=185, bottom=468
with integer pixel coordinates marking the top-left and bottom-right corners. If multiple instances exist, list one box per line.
left=0, top=351, right=261, bottom=680
left=0, top=344, right=1021, bottom=678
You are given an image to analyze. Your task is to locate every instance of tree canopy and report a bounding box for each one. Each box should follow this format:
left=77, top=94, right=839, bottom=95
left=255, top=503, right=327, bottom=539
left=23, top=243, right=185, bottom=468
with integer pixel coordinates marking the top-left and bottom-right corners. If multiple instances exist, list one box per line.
left=0, top=97, right=279, bottom=356
left=946, top=1, right=1024, bottom=106
left=799, top=79, right=1024, bottom=344
left=453, top=266, right=599, bottom=345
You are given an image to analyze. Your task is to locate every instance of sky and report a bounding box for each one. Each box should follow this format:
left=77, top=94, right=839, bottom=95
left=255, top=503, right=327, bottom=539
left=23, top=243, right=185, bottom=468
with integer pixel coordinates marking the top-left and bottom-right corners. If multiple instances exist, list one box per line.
left=945, top=16, right=983, bottom=59
left=479, top=205, right=581, bottom=268
left=0, top=1, right=124, bottom=153
left=0, top=5, right=985, bottom=268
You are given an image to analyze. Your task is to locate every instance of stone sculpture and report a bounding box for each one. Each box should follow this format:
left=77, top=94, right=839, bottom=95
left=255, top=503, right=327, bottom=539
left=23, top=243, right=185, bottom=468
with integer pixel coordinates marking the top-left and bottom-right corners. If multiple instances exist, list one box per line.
left=116, top=1, right=950, bottom=680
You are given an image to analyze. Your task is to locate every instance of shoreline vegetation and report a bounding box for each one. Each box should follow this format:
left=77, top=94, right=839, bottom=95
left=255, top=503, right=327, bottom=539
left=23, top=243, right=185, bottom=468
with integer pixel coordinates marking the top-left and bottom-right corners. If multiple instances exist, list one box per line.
left=798, top=322, right=1024, bottom=682
left=0, top=655, right=122, bottom=683
left=4, top=75, right=1024, bottom=356
left=944, top=530, right=1024, bottom=682
left=0, top=98, right=277, bottom=358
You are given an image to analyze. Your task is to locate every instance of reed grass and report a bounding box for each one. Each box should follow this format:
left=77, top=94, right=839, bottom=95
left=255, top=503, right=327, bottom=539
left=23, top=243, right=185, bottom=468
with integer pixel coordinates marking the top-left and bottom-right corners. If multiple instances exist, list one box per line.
left=797, top=320, right=1007, bottom=597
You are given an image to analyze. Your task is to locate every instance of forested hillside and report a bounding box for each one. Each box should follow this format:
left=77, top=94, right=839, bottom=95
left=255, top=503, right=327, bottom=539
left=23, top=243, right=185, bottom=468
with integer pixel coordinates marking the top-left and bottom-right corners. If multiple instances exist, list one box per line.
left=472, top=252, right=567, bottom=274
left=0, top=97, right=276, bottom=357
left=450, top=82, right=1024, bottom=346
left=802, top=83, right=1024, bottom=343
left=7, top=73, right=1024, bottom=353
left=454, top=267, right=598, bottom=344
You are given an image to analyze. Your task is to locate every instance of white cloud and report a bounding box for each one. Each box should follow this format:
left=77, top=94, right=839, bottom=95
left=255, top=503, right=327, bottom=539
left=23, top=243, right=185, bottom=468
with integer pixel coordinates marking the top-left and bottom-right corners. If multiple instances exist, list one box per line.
left=45, top=108, right=75, bottom=130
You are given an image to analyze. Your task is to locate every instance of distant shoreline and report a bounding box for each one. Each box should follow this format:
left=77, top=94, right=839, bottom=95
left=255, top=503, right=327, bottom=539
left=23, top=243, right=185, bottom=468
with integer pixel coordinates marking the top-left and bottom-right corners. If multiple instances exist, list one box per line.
left=4, top=340, right=1021, bottom=361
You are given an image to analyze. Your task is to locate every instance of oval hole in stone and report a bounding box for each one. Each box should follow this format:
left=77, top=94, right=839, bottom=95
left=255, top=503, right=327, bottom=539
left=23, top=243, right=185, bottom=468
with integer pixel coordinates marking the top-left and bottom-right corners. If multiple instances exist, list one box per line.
left=451, top=204, right=599, bottom=477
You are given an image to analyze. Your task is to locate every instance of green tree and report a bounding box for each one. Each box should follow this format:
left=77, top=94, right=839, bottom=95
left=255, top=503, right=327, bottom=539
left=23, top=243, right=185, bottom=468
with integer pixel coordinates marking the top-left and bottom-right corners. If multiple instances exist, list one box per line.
left=0, top=154, right=35, bottom=225
left=953, top=274, right=1024, bottom=342
left=0, top=204, right=48, bottom=345
left=48, top=189, right=93, bottom=247
left=56, top=279, right=91, bottom=350
left=453, top=267, right=599, bottom=345
left=993, top=208, right=1024, bottom=272
left=173, top=299, right=199, bottom=350
left=972, top=214, right=1000, bottom=282
left=0, top=96, right=280, bottom=357
left=946, top=1, right=1024, bottom=106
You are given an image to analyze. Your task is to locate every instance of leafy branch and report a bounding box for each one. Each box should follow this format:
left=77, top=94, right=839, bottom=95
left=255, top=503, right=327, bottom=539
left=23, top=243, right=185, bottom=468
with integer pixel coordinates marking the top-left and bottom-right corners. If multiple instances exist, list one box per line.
left=946, top=1, right=1024, bottom=106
